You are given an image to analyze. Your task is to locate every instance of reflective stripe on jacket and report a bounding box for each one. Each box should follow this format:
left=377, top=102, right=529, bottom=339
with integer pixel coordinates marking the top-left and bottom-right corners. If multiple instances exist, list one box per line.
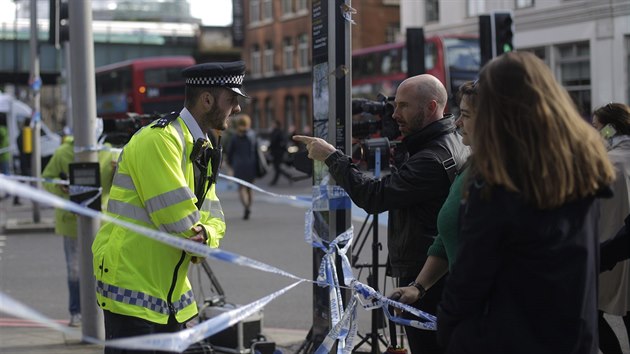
left=92, top=116, right=226, bottom=324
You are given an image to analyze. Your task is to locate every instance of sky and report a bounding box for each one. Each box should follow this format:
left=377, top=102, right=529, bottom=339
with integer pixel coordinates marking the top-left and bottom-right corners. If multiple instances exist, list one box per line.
left=0, top=0, right=234, bottom=26
left=189, top=0, right=233, bottom=26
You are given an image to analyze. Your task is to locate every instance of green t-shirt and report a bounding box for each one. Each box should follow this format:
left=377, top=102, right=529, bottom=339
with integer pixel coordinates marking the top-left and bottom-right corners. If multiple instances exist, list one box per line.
left=427, top=169, right=467, bottom=271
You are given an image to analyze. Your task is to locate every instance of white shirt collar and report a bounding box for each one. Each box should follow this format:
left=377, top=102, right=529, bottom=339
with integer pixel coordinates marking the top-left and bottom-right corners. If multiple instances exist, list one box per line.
left=179, top=107, right=208, bottom=142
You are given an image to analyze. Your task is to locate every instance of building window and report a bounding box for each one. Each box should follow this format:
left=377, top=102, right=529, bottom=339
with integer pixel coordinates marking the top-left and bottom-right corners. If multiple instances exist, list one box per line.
left=522, top=46, right=548, bottom=66
left=283, top=37, right=295, bottom=72
left=299, top=94, right=309, bottom=133
left=296, top=0, right=307, bottom=12
left=250, top=0, right=260, bottom=23
left=264, top=41, right=274, bottom=76
left=262, top=0, right=273, bottom=20
left=251, top=44, right=261, bottom=76
left=282, top=0, right=293, bottom=15
left=467, top=0, right=485, bottom=17
left=285, top=96, right=295, bottom=129
left=516, top=0, right=534, bottom=8
left=425, top=42, right=437, bottom=71
left=425, top=0, right=439, bottom=23
left=556, top=42, right=591, bottom=117
left=251, top=98, right=260, bottom=130
left=265, top=97, right=274, bottom=128
left=386, top=23, right=399, bottom=44
left=298, top=33, right=310, bottom=70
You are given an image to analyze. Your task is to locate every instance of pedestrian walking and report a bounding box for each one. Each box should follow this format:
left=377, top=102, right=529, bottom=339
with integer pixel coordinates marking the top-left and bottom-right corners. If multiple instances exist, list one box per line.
left=592, top=102, right=630, bottom=354
left=42, top=119, right=115, bottom=327
left=226, top=114, right=259, bottom=220
left=269, top=120, right=293, bottom=186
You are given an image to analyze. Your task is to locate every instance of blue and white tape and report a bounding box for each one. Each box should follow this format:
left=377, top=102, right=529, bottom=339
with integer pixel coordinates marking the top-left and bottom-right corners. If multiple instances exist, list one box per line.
left=0, top=172, right=437, bottom=353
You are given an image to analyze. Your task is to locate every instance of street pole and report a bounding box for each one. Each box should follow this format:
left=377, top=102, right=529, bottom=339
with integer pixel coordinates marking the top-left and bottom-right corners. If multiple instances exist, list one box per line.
left=68, top=0, right=104, bottom=340
left=29, top=0, right=41, bottom=223
left=302, top=1, right=352, bottom=353
left=63, top=42, right=72, bottom=135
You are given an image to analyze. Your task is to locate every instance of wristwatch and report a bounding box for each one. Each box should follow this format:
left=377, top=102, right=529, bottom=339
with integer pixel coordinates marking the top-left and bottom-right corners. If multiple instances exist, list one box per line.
left=408, top=281, right=427, bottom=299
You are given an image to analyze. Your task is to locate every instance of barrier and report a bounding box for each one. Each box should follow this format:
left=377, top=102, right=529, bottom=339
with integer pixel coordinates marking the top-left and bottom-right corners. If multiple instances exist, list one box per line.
left=0, top=173, right=436, bottom=353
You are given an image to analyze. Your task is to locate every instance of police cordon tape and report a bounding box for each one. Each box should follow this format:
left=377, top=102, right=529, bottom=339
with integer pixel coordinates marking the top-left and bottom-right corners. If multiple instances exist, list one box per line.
left=0, top=282, right=303, bottom=352
left=0, top=173, right=436, bottom=352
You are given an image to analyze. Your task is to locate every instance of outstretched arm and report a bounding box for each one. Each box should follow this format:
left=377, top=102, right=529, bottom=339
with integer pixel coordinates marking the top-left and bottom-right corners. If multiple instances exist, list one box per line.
left=292, top=135, right=337, bottom=161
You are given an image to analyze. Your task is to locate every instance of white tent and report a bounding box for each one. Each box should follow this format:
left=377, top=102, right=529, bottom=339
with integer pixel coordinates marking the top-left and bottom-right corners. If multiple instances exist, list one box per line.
left=0, top=93, right=60, bottom=163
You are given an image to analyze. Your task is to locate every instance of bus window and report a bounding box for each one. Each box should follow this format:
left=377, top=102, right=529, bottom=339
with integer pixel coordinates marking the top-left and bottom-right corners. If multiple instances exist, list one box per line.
left=351, top=37, right=478, bottom=101
left=96, top=56, right=194, bottom=119
left=382, top=53, right=392, bottom=74
left=144, top=67, right=185, bottom=85
left=425, top=42, right=437, bottom=71
left=444, top=38, right=480, bottom=71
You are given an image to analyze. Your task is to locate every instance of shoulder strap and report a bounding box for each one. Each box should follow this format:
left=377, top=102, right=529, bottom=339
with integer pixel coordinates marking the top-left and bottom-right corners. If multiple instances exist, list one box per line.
left=151, top=111, right=179, bottom=129
left=418, top=144, right=457, bottom=183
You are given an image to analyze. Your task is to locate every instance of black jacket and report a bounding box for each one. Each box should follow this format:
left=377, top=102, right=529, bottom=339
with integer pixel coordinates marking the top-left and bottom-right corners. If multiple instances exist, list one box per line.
left=325, top=115, right=470, bottom=277
left=437, top=181, right=602, bottom=354
left=600, top=214, right=630, bottom=272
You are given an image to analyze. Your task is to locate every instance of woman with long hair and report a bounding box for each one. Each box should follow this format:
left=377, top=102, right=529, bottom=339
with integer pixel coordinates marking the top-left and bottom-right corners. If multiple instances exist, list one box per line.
left=437, top=52, right=615, bottom=353
left=592, top=102, right=630, bottom=354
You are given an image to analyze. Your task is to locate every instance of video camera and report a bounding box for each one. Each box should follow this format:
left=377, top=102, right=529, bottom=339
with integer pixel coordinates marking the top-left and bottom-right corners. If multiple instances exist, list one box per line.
left=351, top=94, right=402, bottom=171
left=351, top=93, right=399, bottom=141
left=103, top=112, right=161, bottom=147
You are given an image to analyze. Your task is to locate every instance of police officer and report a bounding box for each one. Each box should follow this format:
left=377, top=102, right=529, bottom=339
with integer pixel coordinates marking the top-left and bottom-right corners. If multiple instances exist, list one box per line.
left=93, top=61, right=247, bottom=353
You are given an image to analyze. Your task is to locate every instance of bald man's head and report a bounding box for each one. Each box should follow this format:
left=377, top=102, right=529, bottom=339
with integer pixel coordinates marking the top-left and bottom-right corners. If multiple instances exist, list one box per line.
left=404, top=74, right=448, bottom=113
left=393, top=74, right=448, bottom=135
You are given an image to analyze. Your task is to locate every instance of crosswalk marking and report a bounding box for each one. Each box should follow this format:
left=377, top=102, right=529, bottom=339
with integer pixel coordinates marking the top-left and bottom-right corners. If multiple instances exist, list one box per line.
left=0, top=317, right=68, bottom=328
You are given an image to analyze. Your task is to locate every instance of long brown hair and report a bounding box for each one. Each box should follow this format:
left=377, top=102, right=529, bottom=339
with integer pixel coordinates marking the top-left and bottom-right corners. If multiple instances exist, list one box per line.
left=469, top=52, right=614, bottom=209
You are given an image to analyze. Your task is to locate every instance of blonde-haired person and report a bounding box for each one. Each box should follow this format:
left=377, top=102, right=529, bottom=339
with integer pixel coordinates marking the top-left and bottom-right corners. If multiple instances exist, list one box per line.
left=226, top=114, right=259, bottom=219
left=592, top=102, right=630, bottom=354
left=437, top=52, right=615, bottom=353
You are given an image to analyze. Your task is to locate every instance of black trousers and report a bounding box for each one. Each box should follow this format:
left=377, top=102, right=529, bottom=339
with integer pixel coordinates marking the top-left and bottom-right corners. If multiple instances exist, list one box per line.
left=104, top=310, right=184, bottom=354
left=399, top=276, right=445, bottom=354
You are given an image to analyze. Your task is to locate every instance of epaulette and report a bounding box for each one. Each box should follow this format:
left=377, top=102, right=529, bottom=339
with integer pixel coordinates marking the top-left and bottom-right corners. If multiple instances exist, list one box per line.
left=151, top=111, right=179, bottom=129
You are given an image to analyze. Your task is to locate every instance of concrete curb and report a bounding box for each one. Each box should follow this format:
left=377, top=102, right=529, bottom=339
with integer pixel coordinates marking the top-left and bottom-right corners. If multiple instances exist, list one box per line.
left=4, top=217, right=55, bottom=234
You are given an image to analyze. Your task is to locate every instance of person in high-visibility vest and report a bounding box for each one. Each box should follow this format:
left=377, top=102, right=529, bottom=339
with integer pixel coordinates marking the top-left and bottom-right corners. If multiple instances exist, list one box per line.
left=93, top=61, right=248, bottom=352
left=42, top=119, right=115, bottom=328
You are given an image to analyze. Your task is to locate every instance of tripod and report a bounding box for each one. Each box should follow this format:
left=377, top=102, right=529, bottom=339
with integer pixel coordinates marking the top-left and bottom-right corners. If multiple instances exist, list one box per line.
left=351, top=147, right=392, bottom=354
left=352, top=212, right=389, bottom=354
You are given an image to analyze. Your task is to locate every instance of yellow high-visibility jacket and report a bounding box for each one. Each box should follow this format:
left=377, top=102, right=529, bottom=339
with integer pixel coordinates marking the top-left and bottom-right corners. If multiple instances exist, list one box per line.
left=92, top=116, right=225, bottom=324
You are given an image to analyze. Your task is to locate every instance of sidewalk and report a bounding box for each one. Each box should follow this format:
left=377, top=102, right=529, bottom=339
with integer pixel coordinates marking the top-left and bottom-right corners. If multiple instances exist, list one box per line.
left=0, top=177, right=315, bottom=354
left=0, top=326, right=309, bottom=354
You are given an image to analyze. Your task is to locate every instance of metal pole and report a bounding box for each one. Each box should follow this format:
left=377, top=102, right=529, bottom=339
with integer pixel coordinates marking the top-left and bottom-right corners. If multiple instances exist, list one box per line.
left=29, top=0, right=41, bottom=223
left=68, top=0, right=104, bottom=340
left=63, top=42, right=72, bottom=135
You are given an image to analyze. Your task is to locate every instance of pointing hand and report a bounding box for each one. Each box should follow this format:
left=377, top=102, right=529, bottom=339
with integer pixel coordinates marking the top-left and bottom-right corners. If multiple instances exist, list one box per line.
left=292, top=135, right=337, bottom=161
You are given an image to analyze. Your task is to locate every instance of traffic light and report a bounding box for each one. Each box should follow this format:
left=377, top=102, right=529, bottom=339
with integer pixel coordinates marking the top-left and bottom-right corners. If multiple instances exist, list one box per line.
left=479, top=11, right=514, bottom=66
left=48, top=0, right=69, bottom=48
left=494, top=12, right=514, bottom=55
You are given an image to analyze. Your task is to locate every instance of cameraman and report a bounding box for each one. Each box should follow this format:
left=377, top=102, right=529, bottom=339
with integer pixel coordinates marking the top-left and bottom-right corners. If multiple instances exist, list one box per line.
left=294, top=74, right=469, bottom=354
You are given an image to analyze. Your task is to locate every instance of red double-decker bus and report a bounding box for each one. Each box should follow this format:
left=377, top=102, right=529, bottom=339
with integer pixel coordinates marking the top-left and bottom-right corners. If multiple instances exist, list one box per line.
left=352, top=35, right=480, bottom=111
left=95, top=56, right=195, bottom=120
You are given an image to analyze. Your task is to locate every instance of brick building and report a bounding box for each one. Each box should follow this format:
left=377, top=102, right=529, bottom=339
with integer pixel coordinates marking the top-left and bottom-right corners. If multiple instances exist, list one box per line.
left=240, top=0, right=400, bottom=134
